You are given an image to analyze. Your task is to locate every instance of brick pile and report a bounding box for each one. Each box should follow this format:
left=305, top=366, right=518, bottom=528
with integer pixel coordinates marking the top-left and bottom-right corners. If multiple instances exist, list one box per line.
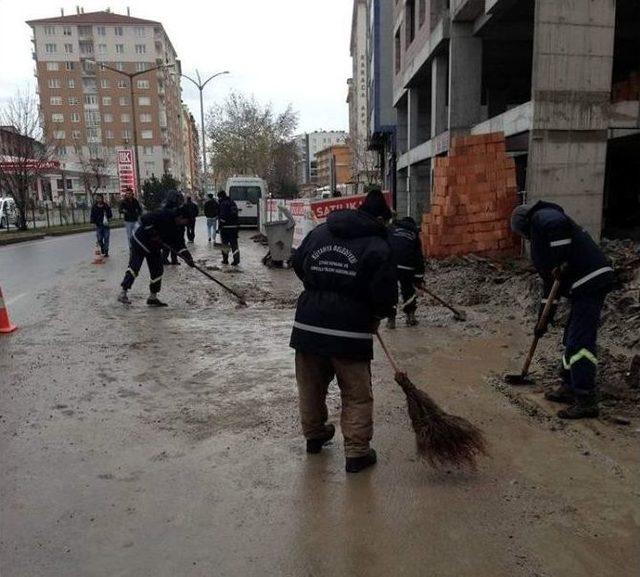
left=612, top=72, right=640, bottom=103
left=421, top=132, right=519, bottom=258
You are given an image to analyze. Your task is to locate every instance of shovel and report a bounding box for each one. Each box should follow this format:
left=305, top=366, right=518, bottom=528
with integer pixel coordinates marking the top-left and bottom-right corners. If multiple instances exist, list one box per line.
left=417, top=286, right=467, bottom=321
left=504, top=278, right=562, bottom=385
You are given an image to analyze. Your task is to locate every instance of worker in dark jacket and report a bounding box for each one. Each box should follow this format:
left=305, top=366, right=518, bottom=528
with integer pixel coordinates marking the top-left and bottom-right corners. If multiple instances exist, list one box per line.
left=119, top=187, right=143, bottom=247
left=217, top=190, right=240, bottom=266
left=90, top=194, right=113, bottom=257
left=161, top=190, right=184, bottom=265
left=118, top=206, right=195, bottom=307
left=511, top=201, right=614, bottom=419
left=184, top=196, right=199, bottom=243
left=203, top=193, right=219, bottom=243
left=290, top=188, right=397, bottom=473
left=387, top=216, right=426, bottom=328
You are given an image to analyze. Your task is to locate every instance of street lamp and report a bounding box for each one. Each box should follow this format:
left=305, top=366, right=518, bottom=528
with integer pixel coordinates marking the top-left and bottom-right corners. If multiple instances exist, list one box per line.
left=180, top=70, right=229, bottom=192
left=87, top=59, right=174, bottom=195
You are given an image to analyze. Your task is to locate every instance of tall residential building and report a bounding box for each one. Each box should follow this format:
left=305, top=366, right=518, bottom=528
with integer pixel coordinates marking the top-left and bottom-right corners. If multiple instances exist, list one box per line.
left=294, top=131, right=348, bottom=187
left=27, top=8, right=187, bottom=199
left=181, top=104, right=201, bottom=196
left=393, top=0, right=640, bottom=238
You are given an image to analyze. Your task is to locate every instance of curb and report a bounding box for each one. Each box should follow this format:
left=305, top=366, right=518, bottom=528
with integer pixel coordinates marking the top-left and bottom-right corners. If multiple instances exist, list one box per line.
left=0, top=222, right=125, bottom=246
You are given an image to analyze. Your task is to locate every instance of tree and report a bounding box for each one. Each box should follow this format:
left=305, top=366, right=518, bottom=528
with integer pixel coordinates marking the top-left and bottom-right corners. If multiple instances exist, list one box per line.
left=140, top=173, right=181, bottom=211
left=206, top=92, right=299, bottom=195
left=347, top=134, right=380, bottom=193
left=0, top=91, right=55, bottom=230
left=78, top=149, right=114, bottom=205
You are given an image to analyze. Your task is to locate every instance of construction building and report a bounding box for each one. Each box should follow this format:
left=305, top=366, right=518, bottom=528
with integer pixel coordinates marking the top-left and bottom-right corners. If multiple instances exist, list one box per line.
left=316, top=144, right=353, bottom=191
left=27, top=8, right=190, bottom=200
left=294, top=131, right=348, bottom=187
left=391, top=0, right=640, bottom=240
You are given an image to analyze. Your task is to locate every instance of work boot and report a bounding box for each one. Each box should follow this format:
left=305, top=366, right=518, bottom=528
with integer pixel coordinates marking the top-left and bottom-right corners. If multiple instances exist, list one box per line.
left=306, top=423, right=336, bottom=454
left=544, top=384, right=575, bottom=404
left=117, top=290, right=131, bottom=305
left=405, top=312, right=419, bottom=326
left=147, top=295, right=168, bottom=307
left=345, top=448, right=377, bottom=473
left=557, top=395, right=599, bottom=420
left=386, top=316, right=396, bottom=330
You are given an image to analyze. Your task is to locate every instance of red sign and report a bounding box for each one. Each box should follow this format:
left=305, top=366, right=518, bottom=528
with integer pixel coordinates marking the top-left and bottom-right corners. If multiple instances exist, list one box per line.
left=310, top=191, right=392, bottom=222
left=117, top=149, right=136, bottom=194
left=0, top=160, right=60, bottom=172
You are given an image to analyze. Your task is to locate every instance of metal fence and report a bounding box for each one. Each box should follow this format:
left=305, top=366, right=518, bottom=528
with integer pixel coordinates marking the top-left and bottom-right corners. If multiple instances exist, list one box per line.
left=1, top=202, right=123, bottom=232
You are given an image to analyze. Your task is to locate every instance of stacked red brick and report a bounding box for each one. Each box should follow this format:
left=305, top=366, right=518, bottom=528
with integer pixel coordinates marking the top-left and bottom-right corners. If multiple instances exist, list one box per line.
left=421, top=132, right=519, bottom=258
left=612, top=71, right=640, bottom=103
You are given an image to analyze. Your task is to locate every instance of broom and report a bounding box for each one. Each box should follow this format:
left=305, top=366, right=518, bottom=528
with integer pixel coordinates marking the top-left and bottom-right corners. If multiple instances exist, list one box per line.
left=376, top=330, right=487, bottom=468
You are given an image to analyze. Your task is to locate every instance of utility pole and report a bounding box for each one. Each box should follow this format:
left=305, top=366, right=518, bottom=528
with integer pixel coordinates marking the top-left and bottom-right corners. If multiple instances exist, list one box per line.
left=180, top=70, right=229, bottom=193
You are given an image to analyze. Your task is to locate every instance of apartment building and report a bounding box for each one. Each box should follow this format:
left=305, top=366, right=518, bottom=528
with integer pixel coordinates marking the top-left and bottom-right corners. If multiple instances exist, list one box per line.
left=294, top=131, right=348, bottom=187
left=27, top=8, right=188, bottom=200
left=316, top=144, right=353, bottom=190
left=181, top=104, right=201, bottom=196
left=393, top=0, right=640, bottom=239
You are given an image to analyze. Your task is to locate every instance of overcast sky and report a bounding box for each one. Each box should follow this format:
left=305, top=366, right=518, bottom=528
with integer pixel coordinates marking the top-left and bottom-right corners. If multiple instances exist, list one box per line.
left=0, top=0, right=352, bottom=134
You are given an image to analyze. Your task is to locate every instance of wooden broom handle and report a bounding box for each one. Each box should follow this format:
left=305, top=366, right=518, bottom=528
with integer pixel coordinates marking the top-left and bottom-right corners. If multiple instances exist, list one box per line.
left=376, top=330, right=402, bottom=374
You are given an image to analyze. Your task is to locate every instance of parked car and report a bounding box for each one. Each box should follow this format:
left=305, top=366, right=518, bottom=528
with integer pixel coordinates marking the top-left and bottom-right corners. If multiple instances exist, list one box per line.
left=0, top=197, right=17, bottom=229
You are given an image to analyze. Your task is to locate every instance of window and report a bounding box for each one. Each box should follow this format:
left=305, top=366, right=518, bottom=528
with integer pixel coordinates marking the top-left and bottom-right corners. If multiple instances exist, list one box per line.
left=56, top=147, right=67, bottom=158
left=71, top=130, right=81, bottom=139
left=102, top=96, right=112, bottom=106
left=145, top=161, right=155, bottom=175
left=64, top=43, right=73, bottom=54
left=138, top=96, right=151, bottom=106
left=46, top=62, right=59, bottom=71
left=119, top=96, right=129, bottom=106
left=51, top=113, right=64, bottom=123
left=65, top=61, right=74, bottom=71
left=115, top=44, right=124, bottom=54
left=50, top=96, right=62, bottom=106
left=48, top=78, right=60, bottom=88
left=45, top=43, right=57, bottom=53
left=140, top=112, right=152, bottom=123
left=68, top=97, right=80, bottom=106
left=100, top=79, right=109, bottom=89
left=53, top=130, right=65, bottom=139
left=105, top=129, right=114, bottom=139
left=136, top=62, right=147, bottom=72
left=78, top=25, right=91, bottom=37
left=122, top=129, right=131, bottom=140
left=116, top=62, right=125, bottom=71
left=228, top=186, right=262, bottom=204
left=395, top=29, right=401, bottom=74
left=71, top=112, right=80, bottom=122
left=114, top=26, right=123, bottom=36
left=56, top=178, right=64, bottom=190
left=117, top=80, right=128, bottom=89
left=83, top=78, right=96, bottom=90
left=84, top=95, right=97, bottom=105
left=135, top=44, right=146, bottom=54
left=137, top=79, right=149, bottom=89
left=66, top=178, right=73, bottom=190
left=406, top=0, right=416, bottom=45
left=68, top=79, right=75, bottom=89
left=96, top=26, right=106, bottom=36
left=141, top=130, right=153, bottom=139
left=135, top=26, right=146, bottom=37
left=86, top=127, right=99, bottom=140
left=44, top=26, right=56, bottom=35
left=143, top=146, right=154, bottom=155
left=98, top=44, right=107, bottom=55
left=121, top=113, right=131, bottom=123
left=85, top=111, right=101, bottom=125
left=103, top=113, right=113, bottom=123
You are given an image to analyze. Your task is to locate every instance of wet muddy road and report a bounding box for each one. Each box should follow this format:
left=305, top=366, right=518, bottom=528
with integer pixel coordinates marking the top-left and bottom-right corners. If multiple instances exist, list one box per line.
left=1, top=225, right=638, bottom=576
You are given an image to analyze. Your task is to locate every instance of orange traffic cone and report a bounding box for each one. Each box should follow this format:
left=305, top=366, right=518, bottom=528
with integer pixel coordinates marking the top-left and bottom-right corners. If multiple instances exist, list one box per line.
left=0, top=286, right=17, bottom=334
left=92, top=242, right=104, bottom=265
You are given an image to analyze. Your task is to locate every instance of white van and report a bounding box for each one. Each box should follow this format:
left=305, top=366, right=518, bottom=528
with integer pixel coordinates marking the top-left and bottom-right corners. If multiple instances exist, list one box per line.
left=225, top=176, right=267, bottom=228
left=0, top=197, right=17, bottom=229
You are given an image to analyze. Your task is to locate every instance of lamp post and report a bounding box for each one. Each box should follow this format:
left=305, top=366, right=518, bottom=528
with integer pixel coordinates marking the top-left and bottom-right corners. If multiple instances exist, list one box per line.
left=180, top=70, right=229, bottom=193
left=87, top=59, right=174, bottom=195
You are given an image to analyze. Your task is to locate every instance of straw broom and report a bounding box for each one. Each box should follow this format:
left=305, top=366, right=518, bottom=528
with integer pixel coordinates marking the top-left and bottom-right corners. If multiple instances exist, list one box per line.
left=376, top=331, right=487, bottom=468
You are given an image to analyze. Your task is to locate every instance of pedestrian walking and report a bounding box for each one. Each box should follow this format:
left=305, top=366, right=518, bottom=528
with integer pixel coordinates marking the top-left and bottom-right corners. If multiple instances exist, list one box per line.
left=511, top=201, right=615, bottom=419
left=290, top=188, right=397, bottom=473
left=387, top=216, right=425, bottom=328
left=90, top=194, right=113, bottom=257
left=217, top=190, right=240, bottom=266
left=184, top=196, right=199, bottom=243
left=161, top=190, right=184, bottom=265
left=118, top=206, right=195, bottom=307
left=119, top=187, right=143, bottom=247
left=203, top=193, right=219, bottom=243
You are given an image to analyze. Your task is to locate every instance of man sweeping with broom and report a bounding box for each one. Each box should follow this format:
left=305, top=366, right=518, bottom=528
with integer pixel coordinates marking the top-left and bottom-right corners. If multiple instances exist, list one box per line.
left=290, top=189, right=397, bottom=473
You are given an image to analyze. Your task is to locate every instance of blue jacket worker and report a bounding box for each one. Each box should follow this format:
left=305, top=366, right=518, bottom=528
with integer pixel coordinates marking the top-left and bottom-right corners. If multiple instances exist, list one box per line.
left=387, top=216, right=426, bottom=328
left=217, top=190, right=240, bottom=266
left=290, top=188, right=397, bottom=473
left=118, top=206, right=195, bottom=307
left=90, top=194, right=113, bottom=257
left=511, top=201, right=614, bottom=419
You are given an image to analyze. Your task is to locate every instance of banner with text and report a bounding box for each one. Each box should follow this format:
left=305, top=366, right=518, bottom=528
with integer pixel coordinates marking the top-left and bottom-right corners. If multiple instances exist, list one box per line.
left=117, top=149, right=136, bottom=195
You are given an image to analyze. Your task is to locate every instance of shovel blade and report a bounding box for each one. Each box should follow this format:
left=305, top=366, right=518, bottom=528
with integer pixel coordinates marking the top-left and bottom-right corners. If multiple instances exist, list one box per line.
left=504, top=373, right=534, bottom=386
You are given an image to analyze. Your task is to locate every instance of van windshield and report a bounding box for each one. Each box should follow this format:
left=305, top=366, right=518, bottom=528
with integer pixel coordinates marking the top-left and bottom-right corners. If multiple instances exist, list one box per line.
left=229, top=186, right=261, bottom=204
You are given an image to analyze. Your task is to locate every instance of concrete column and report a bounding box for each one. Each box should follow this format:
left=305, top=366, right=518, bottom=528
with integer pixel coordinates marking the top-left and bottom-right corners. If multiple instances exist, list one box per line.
left=396, top=96, right=409, bottom=155
left=396, top=167, right=409, bottom=217
left=408, top=88, right=420, bottom=149
left=448, top=22, right=483, bottom=131
left=526, top=0, right=616, bottom=238
left=431, top=53, right=448, bottom=137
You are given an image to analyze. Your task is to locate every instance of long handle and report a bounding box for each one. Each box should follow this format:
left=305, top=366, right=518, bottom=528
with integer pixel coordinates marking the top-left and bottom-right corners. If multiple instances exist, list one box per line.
left=376, top=330, right=402, bottom=375
left=520, top=278, right=562, bottom=376
left=417, top=286, right=464, bottom=318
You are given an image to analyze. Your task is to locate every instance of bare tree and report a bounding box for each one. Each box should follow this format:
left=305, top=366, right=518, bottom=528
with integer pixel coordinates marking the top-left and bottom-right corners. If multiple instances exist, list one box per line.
left=347, top=134, right=380, bottom=193
left=0, top=91, right=56, bottom=230
left=78, top=148, right=114, bottom=205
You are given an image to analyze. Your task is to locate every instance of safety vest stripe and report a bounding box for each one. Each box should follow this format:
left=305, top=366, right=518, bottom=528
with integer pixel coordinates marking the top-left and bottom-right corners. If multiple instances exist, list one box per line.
left=404, top=295, right=417, bottom=306
left=132, top=231, right=150, bottom=253
left=150, top=276, right=163, bottom=284
left=293, top=321, right=373, bottom=340
left=571, top=267, right=613, bottom=290
left=550, top=239, right=572, bottom=247
left=562, top=355, right=570, bottom=370
left=397, top=265, right=414, bottom=271
left=568, top=349, right=597, bottom=366
left=127, top=268, right=138, bottom=277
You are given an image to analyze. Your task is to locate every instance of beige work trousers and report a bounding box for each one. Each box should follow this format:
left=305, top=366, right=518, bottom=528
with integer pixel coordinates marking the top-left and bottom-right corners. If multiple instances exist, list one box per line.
left=295, top=351, right=373, bottom=458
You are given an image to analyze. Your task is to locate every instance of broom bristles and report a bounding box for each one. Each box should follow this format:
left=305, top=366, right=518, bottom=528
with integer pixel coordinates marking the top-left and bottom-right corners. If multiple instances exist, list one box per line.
left=395, top=372, right=487, bottom=468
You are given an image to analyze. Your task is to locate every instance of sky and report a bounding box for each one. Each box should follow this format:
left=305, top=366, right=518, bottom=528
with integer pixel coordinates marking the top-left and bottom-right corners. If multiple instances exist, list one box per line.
left=0, top=0, right=353, bottom=134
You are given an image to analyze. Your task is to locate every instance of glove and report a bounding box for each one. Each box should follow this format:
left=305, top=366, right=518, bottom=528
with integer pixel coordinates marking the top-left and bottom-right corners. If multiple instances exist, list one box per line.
left=182, top=251, right=195, bottom=268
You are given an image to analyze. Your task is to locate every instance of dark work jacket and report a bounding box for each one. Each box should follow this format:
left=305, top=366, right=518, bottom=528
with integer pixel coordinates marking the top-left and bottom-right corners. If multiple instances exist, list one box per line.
left=219, top=198, right=239, bottom=229
left=526, top=201, right=614, bottom=300
left=90, top=203, right=112, bottom=226
left=184, top=201, right=199, bottom=222
left=132, top=209, right=188, bottom=256
left=119, top=198, right=142, bottom=222
left=389, top=218, right=426, bottom=281
left=290, top=209, right=398, bottom=360
left=203, top=199, right=219, bottom=218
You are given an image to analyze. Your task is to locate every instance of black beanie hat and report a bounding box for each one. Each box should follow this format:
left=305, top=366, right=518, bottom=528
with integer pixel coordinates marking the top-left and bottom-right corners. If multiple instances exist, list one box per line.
left=359, top=188, right=392, bottom=221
